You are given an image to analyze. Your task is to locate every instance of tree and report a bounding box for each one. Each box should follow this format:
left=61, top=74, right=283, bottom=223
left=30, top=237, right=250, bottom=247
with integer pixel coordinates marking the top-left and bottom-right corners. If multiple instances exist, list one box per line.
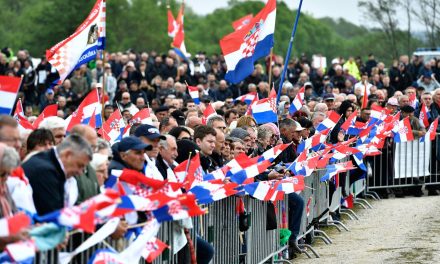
left=411, top=0, right=440, bottom=47
left=358, top=0, right=400, bottom=59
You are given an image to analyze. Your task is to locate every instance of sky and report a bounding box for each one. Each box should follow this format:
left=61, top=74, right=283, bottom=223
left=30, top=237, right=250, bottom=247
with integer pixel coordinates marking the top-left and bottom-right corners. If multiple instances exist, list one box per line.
left=184, top=0, right=424, bottom=31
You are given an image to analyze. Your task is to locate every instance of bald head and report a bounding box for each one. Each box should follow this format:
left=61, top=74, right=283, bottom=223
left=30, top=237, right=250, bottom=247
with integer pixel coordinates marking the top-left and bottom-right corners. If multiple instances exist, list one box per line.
left=71, top=124, right=98, bottom=150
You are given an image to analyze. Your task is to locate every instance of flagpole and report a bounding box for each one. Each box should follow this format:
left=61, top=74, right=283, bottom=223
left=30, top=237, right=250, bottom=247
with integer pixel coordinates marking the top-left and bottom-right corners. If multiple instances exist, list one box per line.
left=267, top=48, right=274, bottom=86
left=276, top=0, right=304, bottom=103
left=101, top=51, right=107, bottom=121
left=11, top=75, right=24, bottom=116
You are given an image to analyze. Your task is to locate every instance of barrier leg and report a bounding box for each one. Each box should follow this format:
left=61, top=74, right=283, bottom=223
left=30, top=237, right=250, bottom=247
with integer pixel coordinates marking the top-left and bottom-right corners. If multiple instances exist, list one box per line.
left=340, top=209, right=360, bottom=220
left=300, top=244, right=320, bottom=258
left=319, top=222, right=342, bottom=232
left=340, top=210, right=357, bottom=221
left=355, top=198, right=374, bottom=209
left=365, top=192, right=380, bottom=201
left=328, top=220, right=350, bottom=231
left=353, top=201, right=368, bottom=209
left=313, top=229, right=333, bottom=244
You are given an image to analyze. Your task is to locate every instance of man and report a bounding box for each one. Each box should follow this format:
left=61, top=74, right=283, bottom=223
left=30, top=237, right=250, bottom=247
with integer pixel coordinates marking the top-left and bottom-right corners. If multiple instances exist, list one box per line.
left=23, top=135, right=92, bottom=215
left=103, top=105, right=114, bottom=121
left=159, top=117, right=178, bottom=134
left=323, top=93, right=336, bottom=110
left=109, top=136, right=152, bottom=173
left=155, top=106, right=169, bottom=122
left=207, top=115, right=227, bottom=133
left=277, top=118, right=305, bottom=258
left=38, top=116, right=66, bottom=145
left=421, top=92, right=433, bottom=108
left=359, top=108, right=371, bottom=123
left=156, top=135, right=179, bottom=180
left=211, top=128, right=225, bottom=168
left=119, top=91, right=138, bottom=116
left=386, top=97, right=399, bottom=114
left=185, top=116, right=203, bottom=129
left=225, top=109, right=239, bottom=126
left=70, top=125, right=100, bottom=204
left=194, top=125, right=217, bottom=172
left=0, top=115, right=21, bottom=152
left=229, top=137, right=246, bottom=158
left=135, top=124, right=166, bottom=180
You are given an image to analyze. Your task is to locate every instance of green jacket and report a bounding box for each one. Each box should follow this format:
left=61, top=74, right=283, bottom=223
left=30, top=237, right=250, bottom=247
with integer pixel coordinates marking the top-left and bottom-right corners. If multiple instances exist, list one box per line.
left=75, top=164, right=100, bottom=204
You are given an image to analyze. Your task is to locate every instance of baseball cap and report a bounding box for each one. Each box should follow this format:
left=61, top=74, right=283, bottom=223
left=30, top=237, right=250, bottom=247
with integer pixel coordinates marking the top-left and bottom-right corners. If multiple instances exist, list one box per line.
left=386, top=97, right=399, bottom=106
left=294, top=121, right=305, bottom=131
left=46, top=89, right=54, bottom=94
left=400, top=105, right=415, bottom=113
left=134, top=124, right=166, bottom=140
left=323, top=93, right=335, bottom=101
left=118, top=136, right=152, bottom=152
left=304, top=82, right=313, bottom=88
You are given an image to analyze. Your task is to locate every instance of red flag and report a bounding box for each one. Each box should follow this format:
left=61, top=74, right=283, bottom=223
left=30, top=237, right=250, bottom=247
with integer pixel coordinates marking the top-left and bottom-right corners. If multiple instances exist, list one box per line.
left=118, top=169, right=167, bottom=190
left=143, top=238, right=169, bottom=262
left=341, top=110, right=358, bottom=131
left=361, top=81, right=368, bottom=109
left=0, top=212, right=31, bottom=236
left=202, top=103, right=216, bottom=125
left=419, top=103, right=430, bottom=128
left=33, top=104, right=58, bottom=128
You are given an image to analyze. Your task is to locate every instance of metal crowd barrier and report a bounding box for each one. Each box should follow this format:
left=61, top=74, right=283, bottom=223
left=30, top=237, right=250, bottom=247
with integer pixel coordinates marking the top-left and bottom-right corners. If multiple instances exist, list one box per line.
left=367, top=135, right=440, bottom=191
left=32, top=169, right=375, bottom=263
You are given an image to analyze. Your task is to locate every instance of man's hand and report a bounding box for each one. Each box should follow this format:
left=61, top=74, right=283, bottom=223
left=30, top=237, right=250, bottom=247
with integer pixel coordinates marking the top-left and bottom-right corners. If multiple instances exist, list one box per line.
left=268, top=170, right=284, bottom=180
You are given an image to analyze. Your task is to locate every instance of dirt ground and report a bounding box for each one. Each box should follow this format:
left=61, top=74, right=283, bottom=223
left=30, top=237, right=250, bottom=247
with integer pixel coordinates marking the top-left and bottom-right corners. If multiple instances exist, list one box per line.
left=297, top=195, right=440, bottom=264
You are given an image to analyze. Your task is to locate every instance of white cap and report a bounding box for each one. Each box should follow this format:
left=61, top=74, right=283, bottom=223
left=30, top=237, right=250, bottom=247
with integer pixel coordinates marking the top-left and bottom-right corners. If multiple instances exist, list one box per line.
left=294, top=121, right=305, bottom=131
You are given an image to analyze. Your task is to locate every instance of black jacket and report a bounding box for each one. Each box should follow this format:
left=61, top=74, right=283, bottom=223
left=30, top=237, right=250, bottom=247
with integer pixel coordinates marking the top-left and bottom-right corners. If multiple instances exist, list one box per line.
left=22, top=149, right=66, bottom=215
left=155, top=154, right=169, bottom=180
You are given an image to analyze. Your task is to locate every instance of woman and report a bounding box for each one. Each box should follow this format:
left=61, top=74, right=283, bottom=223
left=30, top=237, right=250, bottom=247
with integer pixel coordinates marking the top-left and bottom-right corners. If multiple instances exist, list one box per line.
left=90, top=153, right=110, bottom=189
left=169, top=126, right=192, bottom=140
left=256, top=126, right=273, bottom=155
left=330, top=100, right=354, bottom=144
left=236, top=116, right=257, bottom=129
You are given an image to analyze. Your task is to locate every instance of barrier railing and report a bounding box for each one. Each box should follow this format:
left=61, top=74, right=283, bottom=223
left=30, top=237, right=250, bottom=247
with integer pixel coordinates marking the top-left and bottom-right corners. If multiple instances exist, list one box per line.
left=367, top=135, right=440, bottom=191
left=32, top=167, right=383, bottom=263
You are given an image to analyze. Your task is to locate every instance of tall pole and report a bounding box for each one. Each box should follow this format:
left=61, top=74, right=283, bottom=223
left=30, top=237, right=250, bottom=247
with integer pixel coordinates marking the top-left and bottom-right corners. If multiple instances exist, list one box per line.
left=276, top=0, right=304, bottom=103
left=267, top=48, right=274, bottom=87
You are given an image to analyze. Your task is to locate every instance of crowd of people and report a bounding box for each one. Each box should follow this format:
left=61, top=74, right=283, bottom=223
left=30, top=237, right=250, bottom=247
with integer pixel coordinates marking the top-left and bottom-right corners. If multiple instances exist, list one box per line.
left=1, top=46, right=440, bottom=261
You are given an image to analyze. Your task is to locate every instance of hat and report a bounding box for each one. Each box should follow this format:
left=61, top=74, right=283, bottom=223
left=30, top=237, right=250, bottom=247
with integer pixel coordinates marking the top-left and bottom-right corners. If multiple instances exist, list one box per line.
left=304, top=82, right=313, bottom=88
left=134, top=124, right=166, bottom=140
left=46, top=89, right=54, bottom=94
left=400, top=105, right=415, bottom=113
left=331, top=58, right=340, bottom=64
left=229, top=128, right=250, bottom=140
left=386, top=97, right=399, bottom=106
left=294, top=121, right=305, bottom=131
left=154, top=105, right=169, bottom=113
left=323, top=93, right=335, bottom=101
left=323, top=76, right=330, bottom=81
left=96, top=83, right=103, bottom=88
left=118, top=136, right=152, bottom=152
left=176, top=139, right=200, bottom=163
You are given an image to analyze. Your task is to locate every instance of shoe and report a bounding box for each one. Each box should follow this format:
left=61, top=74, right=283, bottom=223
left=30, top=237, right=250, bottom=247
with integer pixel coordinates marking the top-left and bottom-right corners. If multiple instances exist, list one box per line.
left=428, top=190, right=439, bottom=196
left=413, top=189, right=424, bottom=197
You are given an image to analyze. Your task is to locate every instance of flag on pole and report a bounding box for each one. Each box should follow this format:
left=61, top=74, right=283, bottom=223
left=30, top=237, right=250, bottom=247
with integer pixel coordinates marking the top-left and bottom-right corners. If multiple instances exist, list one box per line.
left=361, top=81, right=368, bottom=109
left=251, top=88, right=277, bottom=124
left=289, top=86, right=304, bottom=115
left=98, top=109, right=125, bottom=144
left=167, top=9, right=178, bottom=38
left=0, top=76, right=21, bottom=115
left=33, top=104, right=58, bottom=128
left=421, top=117, right=438, bottom=142
left=0, top=212, right=31, bottom=237
left=142, top=237, right=169, bottom=263
left=234, top=92, right=258, bottom=106
left=220, top=0, right=276, bottom=84
left=316, top=111, right=341, bottom=133
left=187, top=85, right=200, bottom=105
left=419, top=103, right=430, bottom=128
left=202, top=103, right=216, bottom=124
left=392, top=117, right=414, bottom=143
left=46, top=0, right=106, bottom=82
left=171, top=3, right=188, bottom=60
left=232, top=14, right=254, bottom=30
left=13, top=100, right=35, bottom=131
left=66, top=89, right=102, bottom=130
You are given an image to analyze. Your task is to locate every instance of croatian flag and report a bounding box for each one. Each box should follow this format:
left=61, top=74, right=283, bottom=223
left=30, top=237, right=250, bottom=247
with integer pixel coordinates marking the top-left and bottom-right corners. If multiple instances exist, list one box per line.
left=0, top=212, right=31, bottom=236
left=35, top=202, right=97, bottom=233
left=188, top=85, right=200, bottom=105
left=316, top=111, right=341, bottom=133
left=88, top=249, right=125, bottom=264
left=341, top=110, right=359, bottom=131
left=409, top=93, right=419, bottom=109
left=251, top=91, right=277, bottom=124
left=289, top=86, right=304, bottom=115
left=152, top=194, right=206, bottom=222
left=99, top=109, right=125, bottom=144
left=167, top=8, right=178, bottom=38
left=320, top=161, right=356, bottom=182
left=419, top=103, right=430, bottom=128
left=235, top=92, right=259, bottom=106
left=189, top=179, right=238, bottom=204
left=392, top=117, right=414, bottom=143
left=202, top=103, right=216, bottom=124
left=33, top=104, right=58, bottom=128
left=1, top=240, right=37, bottom=264
left=421, top=117, right=438, bottom=142
left=13, top=100, right=35, bottom=131
left=142, top=237, right=169, bottom=263
left=232, top=14, right=254, bottom=31
left=276, top=176, right=305, bottom=194
left=244, top=181, right=275, bottom=201
left=105, top=169, right=166, bottom=190
left=173, top=152, right=204, bottom=190
left=0, top=76, right=21, bottom=115
left=123, top=108, right=153, bottom=137
left=46, top=0, right=106, bottom=82
left=171, top=4, right=187, bottom=60
left=220, top=0, right=276, bottom=84
left=66, top=89, right=102, bottom=130
left=341, top=194, right=354, bottom=209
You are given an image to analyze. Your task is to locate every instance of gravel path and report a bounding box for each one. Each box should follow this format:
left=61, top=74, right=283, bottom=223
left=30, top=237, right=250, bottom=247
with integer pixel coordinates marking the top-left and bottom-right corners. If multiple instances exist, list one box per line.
left=297, top=195, right=440, bottom=263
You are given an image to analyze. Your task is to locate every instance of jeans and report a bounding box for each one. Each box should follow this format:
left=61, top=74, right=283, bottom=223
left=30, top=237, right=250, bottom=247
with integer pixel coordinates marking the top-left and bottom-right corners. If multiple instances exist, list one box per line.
left=288, top=192, right=305, bottom=244
left=196, top=236, right=214, bottom=264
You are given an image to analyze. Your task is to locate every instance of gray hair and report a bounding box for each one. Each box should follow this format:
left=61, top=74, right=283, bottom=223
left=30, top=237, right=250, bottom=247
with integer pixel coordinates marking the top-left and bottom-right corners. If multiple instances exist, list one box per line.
left=228, top=136, right=244, bottom=145
left=56, top=134, right=93, bottom=160
left=97, top=138, right=112, bottom=157
left=206, top=115, right=225, bottom=127
left=257, top=126, right=273, bottom=141
left=159, top=134, right=176, bottom=149
left=90, top=153, right=108, bottom=171
left=2, top=145, right=20, bottom=170
left=314, top=103, right=328, bottom=113
left=311, top=111, right=326, bottom=121
left=39, top=116, right=66, bottom=130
